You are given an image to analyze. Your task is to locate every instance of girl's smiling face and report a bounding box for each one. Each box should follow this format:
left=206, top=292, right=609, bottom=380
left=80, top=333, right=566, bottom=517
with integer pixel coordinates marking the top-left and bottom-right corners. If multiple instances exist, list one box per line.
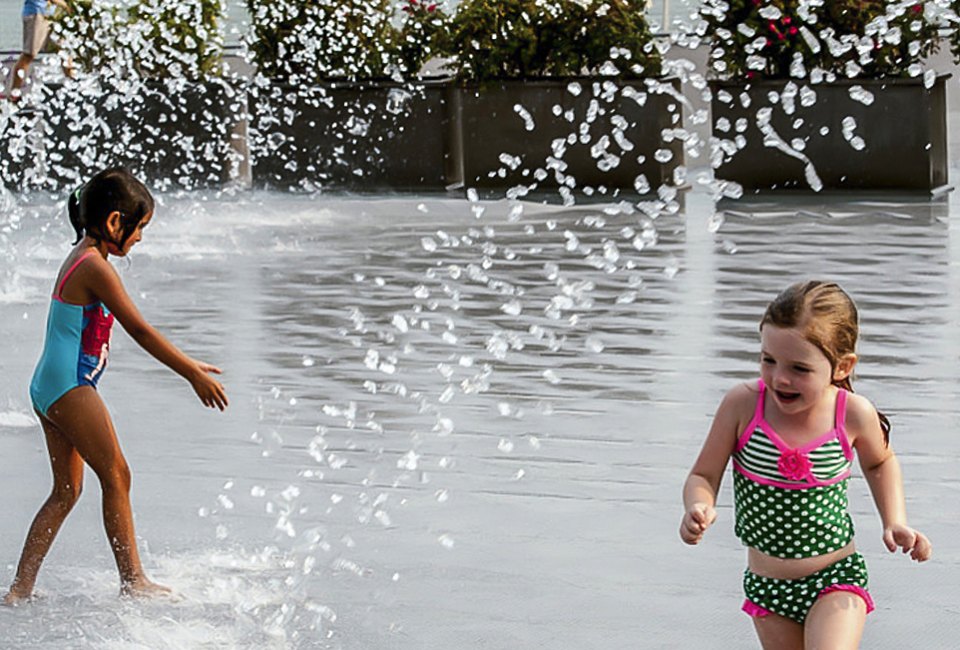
left=759, top=325, right=852, bottom=414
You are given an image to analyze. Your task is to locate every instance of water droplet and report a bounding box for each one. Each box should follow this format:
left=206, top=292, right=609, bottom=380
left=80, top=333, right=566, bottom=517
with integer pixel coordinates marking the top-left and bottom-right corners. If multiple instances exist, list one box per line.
left=848, top=85, right=874, bottom=106
left=397, top=450, right=420, bottom=471
left=654, top=149, right=673, bottom=163
left=585, top=335, right=605, bottom=353
left=501, top=299, right=522, bottom=316
left=513, top=104, right=535, bottom=131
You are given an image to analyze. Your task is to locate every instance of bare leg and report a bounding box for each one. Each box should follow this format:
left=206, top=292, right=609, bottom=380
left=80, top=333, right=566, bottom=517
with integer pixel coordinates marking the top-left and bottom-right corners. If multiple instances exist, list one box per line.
left=753, top=612, right=804, bottom=650
left=39, top=387, right=168, bottom=597
left=804, top=591, right=866, bottom=650
left=3, top=416, right=84, bottom=605
left=8, top=53, right=34, bottom=100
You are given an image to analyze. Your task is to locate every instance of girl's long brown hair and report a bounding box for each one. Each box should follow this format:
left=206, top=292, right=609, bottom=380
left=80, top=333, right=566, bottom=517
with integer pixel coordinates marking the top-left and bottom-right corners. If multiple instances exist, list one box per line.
left=760, top=280, right=890, bottom=446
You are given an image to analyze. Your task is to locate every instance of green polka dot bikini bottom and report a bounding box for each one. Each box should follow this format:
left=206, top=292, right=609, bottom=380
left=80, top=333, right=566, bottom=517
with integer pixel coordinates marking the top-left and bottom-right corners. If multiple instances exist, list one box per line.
left=742, top=552, right=874, bottom=624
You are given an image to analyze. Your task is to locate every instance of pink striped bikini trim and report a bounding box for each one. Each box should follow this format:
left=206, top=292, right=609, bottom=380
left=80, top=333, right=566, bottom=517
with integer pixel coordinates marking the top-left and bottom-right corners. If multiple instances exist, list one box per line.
left=733, top=460, right=851, bottom=489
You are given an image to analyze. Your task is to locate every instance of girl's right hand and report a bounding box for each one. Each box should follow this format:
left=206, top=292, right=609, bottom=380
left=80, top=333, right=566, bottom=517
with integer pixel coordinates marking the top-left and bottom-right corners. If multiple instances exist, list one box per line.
left=680, top=503, right=716, bottom=545
left=189, top=360, right=229, bottom=411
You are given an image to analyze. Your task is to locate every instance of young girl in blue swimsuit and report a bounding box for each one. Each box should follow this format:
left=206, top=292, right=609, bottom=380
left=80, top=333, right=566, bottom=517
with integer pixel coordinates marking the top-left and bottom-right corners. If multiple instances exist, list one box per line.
left=680, top=281, right=931, bottom=649
left=3, top=168, right=229, bottom=605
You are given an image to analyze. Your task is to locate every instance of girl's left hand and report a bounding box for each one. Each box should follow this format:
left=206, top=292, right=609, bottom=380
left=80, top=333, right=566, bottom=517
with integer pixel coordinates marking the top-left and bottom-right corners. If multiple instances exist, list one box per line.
left=883, top=525, right=932, bottom=562
left=189, top=360, right=229, bottom=411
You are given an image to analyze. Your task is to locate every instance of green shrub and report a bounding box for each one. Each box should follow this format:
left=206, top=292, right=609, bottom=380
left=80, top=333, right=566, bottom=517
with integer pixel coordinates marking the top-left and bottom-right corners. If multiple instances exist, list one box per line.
left=396, top=0, right=451, bottom=77
left=51, top=0, right=225, bottom=80
left=697, top=0, right=941, bottom=80
left=50, top=0, right=124, bottom=72
left=245, top=0, right=399, bottom=82
left=445, top=0, right=662, bottom=81
left=128, top=0, right=225, bottom=79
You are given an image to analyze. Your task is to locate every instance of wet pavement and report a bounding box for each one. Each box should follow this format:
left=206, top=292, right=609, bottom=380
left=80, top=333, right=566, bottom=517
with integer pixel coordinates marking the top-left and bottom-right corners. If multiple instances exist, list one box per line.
left=0, top=186, right=957, bottom=648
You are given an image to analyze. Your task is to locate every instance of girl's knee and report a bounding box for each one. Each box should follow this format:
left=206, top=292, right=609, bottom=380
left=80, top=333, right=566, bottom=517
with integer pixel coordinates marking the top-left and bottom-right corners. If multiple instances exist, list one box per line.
left=51, top=481, right=82, bottom=509
left=99, top=459, right=132, bottom=492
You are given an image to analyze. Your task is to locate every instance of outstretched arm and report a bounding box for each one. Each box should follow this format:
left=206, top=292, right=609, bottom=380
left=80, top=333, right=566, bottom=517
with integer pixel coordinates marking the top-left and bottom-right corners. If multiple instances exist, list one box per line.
left=88, top=257, right=229, bottom=411
left=848, top=394, right=930, bottom=562
left=680, top=384, right=749, bottom=545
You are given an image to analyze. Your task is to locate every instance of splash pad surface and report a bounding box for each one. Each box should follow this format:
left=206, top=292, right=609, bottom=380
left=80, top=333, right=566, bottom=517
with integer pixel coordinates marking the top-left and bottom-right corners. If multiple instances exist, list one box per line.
left=0, top=190, right=957, bottom=648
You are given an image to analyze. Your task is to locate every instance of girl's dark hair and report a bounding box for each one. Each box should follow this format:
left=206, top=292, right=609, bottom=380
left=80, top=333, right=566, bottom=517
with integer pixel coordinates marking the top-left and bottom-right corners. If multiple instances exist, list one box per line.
left=760, top=280, right=890, bottom=446
left=68, top=167, right=154, bottom=247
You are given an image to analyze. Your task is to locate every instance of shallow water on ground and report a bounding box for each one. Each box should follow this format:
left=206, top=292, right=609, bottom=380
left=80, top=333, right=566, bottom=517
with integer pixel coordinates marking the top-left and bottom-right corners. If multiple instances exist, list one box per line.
left=0, top=189, right=958, bottom=648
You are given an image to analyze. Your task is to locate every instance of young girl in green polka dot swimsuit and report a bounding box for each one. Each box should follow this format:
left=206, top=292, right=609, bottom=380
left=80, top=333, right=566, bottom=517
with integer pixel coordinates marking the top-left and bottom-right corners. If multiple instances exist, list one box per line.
left=680, top=281, right=931, bottom=649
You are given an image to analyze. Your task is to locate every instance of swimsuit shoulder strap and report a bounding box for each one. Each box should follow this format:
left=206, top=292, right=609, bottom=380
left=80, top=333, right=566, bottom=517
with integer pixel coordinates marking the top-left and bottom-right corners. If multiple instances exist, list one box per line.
left=835, top=388, right=848, bottom=432
left=835, top=388, right=854, bottom=460
left=754, top=378, right=766, bottom=420
left=56, top=250, right=98, bottom=299
left=735, top=379, right=767, bottom=452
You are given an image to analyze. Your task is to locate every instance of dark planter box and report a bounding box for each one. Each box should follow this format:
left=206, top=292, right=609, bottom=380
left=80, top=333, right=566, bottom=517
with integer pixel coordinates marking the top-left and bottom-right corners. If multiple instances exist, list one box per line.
left=0, top=106, right=46, bottom=191
left=710, top=75, right=949, bottom=192
left=39, top=78, right=245, bottom=191
left=448, top=78, right=683, bottom=195
left=250, top=79, right=451, bottom=191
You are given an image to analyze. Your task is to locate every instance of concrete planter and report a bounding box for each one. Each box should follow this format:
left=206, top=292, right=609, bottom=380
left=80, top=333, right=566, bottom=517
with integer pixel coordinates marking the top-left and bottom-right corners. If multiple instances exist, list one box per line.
left=0, top=106, right=46, bottom=191
left=448, top=78, right=684, bottom=195
left=710, top=75, right=950, bottom=192
left=250, top=79, right=452, bottom=191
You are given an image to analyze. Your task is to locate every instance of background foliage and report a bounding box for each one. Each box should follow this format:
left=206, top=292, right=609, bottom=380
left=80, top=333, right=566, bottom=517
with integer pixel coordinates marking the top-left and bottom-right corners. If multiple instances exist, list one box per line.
left=52, top=0, right=225, bottom=79
left=445, top=0, right=662, bottom=81
left=697, top=0, right=943, bottom=80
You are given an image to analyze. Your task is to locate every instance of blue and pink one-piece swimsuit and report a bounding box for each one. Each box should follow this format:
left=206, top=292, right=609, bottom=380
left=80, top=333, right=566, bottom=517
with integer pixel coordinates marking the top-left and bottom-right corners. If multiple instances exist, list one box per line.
left=30, top=251, right=114, bottom=415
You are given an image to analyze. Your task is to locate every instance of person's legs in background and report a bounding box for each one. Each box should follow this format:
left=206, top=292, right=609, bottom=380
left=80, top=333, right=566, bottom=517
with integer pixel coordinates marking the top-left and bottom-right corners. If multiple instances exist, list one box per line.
left=8, top=14, right=51, bottom=101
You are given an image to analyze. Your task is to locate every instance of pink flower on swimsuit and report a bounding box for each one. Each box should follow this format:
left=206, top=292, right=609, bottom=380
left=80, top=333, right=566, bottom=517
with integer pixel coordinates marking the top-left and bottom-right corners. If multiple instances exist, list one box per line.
left=778, top=448, right=813, bottom=481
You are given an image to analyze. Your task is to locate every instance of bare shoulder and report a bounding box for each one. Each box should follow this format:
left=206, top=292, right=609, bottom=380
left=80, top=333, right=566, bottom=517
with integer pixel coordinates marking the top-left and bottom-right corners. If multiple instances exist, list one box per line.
left=73, top=253, right=126, bottom=302
left=715, top=381, right=759, bottom=433
left=844, top=392, right=883, bottom=444
left=77, top=253, right=120, bottom=282
left=721, top=381, right=759, bottom=412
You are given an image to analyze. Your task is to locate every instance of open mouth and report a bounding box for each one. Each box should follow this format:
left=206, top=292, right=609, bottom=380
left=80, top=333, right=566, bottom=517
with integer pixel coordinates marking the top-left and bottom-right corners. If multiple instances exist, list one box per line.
left=774, top=389, right=801, bottom=404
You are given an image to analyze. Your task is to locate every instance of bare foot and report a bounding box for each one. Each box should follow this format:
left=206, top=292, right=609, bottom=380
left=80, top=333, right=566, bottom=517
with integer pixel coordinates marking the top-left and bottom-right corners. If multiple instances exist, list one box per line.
left=120, top=578, right=174, bottom=599
left=2, top=589, right=32, bottom=607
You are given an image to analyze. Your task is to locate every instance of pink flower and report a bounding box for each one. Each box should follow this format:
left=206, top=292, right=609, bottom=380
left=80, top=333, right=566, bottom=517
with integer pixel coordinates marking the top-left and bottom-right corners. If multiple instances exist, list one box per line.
left=778, top=449, right=813, bottom=481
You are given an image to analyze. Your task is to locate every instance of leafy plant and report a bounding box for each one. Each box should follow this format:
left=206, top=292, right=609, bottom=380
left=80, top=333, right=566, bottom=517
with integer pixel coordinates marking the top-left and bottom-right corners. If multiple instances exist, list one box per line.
left=128, top=0, right=225, bottom=79
left=245, top=0, right=399, bottom=82
left=51, top=0, right=225, bottom=80
left=697, top=0, right=942, bottom=80
left=396, top=0, right=451, bottom=77
left=50, top=0, right=124, bottom=72
left=445, top=0, right=662, bottom=81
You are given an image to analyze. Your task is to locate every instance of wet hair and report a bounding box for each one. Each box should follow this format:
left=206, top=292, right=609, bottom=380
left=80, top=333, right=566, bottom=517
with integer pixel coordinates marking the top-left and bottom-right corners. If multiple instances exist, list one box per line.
left=68, top=167, right=154, bottom=248
left=760, top=280, right=890, bottom=445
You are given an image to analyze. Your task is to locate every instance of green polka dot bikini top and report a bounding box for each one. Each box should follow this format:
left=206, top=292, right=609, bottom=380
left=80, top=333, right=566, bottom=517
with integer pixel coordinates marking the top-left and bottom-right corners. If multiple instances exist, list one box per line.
left=732, top=379, right=855, bottom=559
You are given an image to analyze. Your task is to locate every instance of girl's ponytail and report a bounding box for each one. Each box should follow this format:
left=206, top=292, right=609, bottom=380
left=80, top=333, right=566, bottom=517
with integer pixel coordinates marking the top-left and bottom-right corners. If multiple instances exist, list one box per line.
left=68, top=185, right=85, bottom=244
